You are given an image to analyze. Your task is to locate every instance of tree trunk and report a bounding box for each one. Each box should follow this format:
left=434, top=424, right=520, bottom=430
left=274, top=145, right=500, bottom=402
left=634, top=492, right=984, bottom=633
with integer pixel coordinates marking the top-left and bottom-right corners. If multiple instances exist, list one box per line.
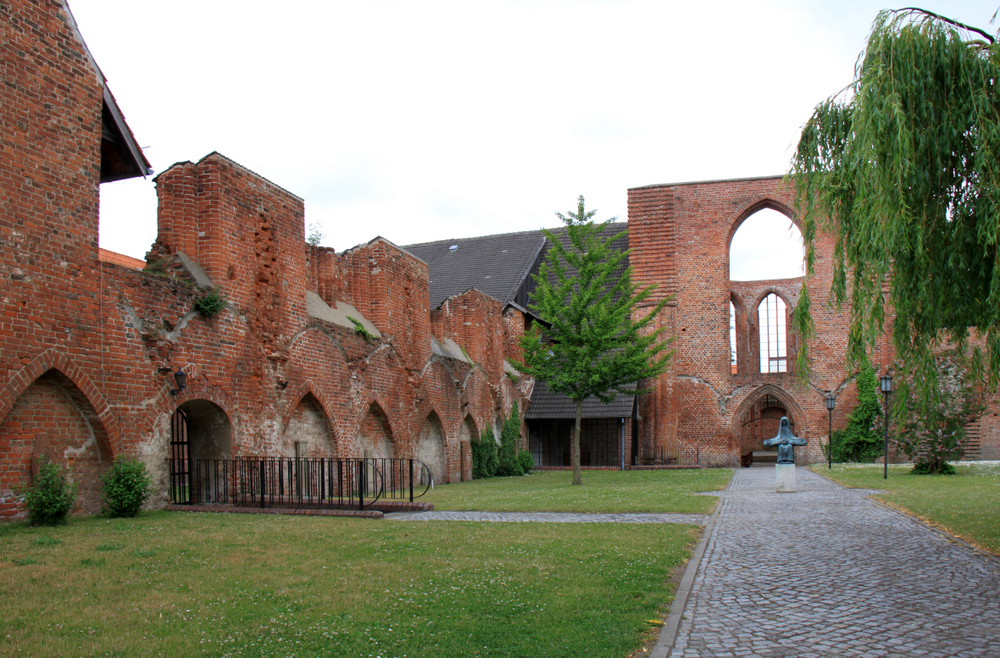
left=572, top=400, right=583, bottom=485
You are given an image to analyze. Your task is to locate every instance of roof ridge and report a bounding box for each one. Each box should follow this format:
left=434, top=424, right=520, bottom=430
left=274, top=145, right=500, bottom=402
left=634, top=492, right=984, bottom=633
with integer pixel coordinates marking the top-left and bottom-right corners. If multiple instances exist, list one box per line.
left=402, top=220, right=628, bottom=250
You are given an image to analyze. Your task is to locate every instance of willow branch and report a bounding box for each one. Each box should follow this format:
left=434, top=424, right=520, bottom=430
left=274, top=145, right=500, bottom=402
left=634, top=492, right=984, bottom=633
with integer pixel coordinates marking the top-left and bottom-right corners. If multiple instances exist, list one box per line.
left=893, top=7, right=995, bottom=44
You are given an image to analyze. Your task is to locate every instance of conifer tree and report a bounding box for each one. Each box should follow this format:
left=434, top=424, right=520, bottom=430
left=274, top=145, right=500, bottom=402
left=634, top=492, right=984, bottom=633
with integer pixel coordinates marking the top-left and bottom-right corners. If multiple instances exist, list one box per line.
left=519, top=196, right=673, bottom=485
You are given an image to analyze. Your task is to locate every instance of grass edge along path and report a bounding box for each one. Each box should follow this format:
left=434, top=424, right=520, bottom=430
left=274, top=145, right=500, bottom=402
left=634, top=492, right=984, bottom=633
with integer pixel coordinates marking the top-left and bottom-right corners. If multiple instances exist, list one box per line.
left=0, top=511, right=701, bottom=657
left=422, top=468, right=733, bottom=515
left=811, top=462, right=1000, bottom=556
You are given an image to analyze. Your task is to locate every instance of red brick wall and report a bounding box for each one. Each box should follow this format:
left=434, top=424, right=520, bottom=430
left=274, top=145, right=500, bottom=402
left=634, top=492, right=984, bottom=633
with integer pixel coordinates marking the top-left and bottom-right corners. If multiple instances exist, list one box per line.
left=431, top=289, right=505, bottom=384
left=0, top=371, right=110, bottom=518
left=0, top=0, right=527, bottom=515
left=628, top=178, right=858, bottom=466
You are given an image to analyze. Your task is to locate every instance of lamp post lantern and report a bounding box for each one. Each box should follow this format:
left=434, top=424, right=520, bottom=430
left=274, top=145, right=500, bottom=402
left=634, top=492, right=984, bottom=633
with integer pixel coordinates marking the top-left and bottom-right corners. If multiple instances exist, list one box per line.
left=880, top=372, right=893, bottom=480
left=171, top=368, right=187, bottom=396
left=825, top=394, right=835, bottom=469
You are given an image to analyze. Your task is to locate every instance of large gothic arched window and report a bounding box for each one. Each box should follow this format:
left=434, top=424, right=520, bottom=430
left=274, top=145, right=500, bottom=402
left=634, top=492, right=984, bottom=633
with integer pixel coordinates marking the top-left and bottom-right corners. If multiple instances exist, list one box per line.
left=758, top=293, right=787, bottom=373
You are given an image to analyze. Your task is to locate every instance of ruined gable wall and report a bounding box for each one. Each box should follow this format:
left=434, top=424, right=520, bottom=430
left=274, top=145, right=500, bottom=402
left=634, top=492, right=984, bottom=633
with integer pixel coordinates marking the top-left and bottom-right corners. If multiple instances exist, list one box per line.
left=430, top=289, right=505, bottom=385
left=629, top=178, right=857, bottom=466
left=338, top=240, right=433, bottom=373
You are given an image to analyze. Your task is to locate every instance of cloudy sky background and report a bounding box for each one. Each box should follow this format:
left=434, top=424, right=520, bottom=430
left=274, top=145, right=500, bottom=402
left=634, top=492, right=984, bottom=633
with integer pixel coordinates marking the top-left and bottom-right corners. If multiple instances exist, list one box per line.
left=71, top=0, right=995, bottom=280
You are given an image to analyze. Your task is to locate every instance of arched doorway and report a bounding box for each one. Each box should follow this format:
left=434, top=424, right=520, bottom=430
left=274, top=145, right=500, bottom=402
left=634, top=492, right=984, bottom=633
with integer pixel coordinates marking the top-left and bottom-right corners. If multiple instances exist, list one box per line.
left=170, top=400, right=232, bottom=503
left=740, top=393, right=795, bottom=465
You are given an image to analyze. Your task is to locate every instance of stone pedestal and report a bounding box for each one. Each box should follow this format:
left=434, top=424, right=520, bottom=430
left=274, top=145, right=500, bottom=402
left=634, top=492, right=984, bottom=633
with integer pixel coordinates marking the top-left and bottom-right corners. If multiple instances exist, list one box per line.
left=775, top=463, right=796, bottom=493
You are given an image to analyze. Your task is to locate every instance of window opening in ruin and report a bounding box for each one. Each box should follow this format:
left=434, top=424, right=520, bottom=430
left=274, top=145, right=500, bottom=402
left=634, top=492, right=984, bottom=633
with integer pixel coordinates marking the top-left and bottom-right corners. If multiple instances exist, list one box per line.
left=730, top=301, right=738, bottom=374
left=729, top=208, right=804, bottom=281
left=758, top=294, right=787, bottom=373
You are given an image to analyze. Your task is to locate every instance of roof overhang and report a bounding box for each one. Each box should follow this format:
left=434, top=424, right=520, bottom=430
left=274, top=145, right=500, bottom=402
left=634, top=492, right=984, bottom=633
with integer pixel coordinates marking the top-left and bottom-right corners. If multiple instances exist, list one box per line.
left=100, top=84, right=153, bottom=182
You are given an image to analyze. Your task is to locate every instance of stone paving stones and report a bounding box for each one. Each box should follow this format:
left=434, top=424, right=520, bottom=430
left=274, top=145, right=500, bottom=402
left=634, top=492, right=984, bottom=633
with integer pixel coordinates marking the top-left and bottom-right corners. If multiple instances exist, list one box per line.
left=664, top=467, right=1000, bottom=657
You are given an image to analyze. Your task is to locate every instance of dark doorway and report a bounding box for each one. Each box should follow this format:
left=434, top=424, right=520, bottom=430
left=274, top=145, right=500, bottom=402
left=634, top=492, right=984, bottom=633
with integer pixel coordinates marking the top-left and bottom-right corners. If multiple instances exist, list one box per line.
left=170, top=400, right=232, bottom=503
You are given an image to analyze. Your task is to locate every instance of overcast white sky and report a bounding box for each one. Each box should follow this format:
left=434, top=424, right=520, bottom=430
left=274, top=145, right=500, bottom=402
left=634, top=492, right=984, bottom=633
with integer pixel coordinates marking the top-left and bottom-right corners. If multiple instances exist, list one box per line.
left=72, top=0, right=996, bottom=279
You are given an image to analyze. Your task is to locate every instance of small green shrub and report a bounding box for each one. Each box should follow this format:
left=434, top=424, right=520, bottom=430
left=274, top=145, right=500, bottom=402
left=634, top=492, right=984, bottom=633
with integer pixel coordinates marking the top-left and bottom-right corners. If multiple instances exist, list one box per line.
left=193, top=287, right=227, bottom=318
left=101, top=456, right=154, bottom=518
left=472, top=428, right=499, bottom=479
left=497, top=402, right=523, bottom=477
left=911, top=461, right=957, bottom=475
left=80, top=557, right=106, bottom=567
left=518, top=450, right=534, bottom=473
left=11, top=557, right=38, bottom=566
left=20, top=458, right=76, bottom=526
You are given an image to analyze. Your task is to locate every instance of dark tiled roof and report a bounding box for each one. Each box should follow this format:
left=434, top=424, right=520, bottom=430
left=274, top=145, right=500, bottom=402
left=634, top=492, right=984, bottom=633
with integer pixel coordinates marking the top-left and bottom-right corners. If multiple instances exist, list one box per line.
left=535, top=222, right=629, bottom=304
left=402, top=222, right=629, bottom=310
left=402, top=231, right=546, bottom=309
left=525, top=379, right=635, bottom=420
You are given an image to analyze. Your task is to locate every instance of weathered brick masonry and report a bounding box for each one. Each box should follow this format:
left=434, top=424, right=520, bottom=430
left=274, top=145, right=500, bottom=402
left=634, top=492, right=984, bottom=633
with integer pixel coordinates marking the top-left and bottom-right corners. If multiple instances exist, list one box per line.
left=3, top=1, right=998, bottom=520
left=0, top=0, right=526, bottom=517
left=627, top=179, right=1000, bottom=464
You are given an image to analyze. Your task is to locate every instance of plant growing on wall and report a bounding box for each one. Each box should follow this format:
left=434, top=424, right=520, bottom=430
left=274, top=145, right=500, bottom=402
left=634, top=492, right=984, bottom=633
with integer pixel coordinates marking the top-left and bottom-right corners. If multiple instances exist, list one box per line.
left=830, top=360, right=883, bottom=463
left=497, top=402, right=523, bottom=477
left=306, top=222, right=324, bottom=247
left=194, top=287, right=226, bottom=319
left=347, top=317, right=376, bottom=344
left=471, top=427, right=499, bottom=479
left=519, top=196, right=673, bottom=485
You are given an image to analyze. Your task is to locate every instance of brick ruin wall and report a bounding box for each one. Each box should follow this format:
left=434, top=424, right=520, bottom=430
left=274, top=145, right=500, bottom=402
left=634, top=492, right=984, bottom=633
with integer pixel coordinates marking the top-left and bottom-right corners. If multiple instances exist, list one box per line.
left=4, top=1, right=998, bottom=520
left=0, top=0, right=524, bottom=516
left=627, top=178, right=1000, bottom=465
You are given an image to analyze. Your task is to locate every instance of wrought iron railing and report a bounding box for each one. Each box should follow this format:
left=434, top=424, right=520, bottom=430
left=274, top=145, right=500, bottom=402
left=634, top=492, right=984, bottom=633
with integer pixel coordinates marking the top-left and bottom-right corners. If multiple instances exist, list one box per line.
left=167, top=457, right=432, bottom=511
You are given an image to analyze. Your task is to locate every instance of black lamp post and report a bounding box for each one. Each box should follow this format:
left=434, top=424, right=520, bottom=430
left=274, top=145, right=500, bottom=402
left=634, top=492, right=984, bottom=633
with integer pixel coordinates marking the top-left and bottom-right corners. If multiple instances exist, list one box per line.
left=880, top=372, right=893, bottom=480
left=826, top=394, right=835, bottom=469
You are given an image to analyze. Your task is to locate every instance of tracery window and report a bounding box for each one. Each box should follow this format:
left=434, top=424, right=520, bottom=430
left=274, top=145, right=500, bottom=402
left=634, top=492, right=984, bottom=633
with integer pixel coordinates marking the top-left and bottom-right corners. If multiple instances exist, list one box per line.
left=758, top=293, right=787, bottom=373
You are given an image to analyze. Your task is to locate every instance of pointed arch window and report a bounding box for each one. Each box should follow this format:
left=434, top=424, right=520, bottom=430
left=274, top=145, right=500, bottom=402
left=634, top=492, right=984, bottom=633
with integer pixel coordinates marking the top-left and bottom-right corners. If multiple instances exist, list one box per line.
left=730, top=301, right=738, bottom=374
left=758, top=293, right=787, bottom=373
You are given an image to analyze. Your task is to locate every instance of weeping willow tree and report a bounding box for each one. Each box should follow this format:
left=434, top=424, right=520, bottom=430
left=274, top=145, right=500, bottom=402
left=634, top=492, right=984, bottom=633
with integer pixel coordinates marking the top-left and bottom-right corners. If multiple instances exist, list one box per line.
left=791, top=8, right=1000, bottom=420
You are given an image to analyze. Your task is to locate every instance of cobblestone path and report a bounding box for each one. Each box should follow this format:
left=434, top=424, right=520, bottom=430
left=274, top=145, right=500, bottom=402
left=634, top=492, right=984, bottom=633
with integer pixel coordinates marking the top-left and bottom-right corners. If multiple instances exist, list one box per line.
left=383, top=510, right=707, bottom=525
left=663, top=467, right=1000, bottom=658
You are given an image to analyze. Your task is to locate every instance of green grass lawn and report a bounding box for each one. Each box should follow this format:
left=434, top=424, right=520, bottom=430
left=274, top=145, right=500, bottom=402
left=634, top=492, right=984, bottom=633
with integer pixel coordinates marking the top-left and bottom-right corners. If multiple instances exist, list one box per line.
left=812, top=462, right=1000, bottom=555
left=0, top=511, right=700, bottom=657
left=423, top=469, right=732, bottom=514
